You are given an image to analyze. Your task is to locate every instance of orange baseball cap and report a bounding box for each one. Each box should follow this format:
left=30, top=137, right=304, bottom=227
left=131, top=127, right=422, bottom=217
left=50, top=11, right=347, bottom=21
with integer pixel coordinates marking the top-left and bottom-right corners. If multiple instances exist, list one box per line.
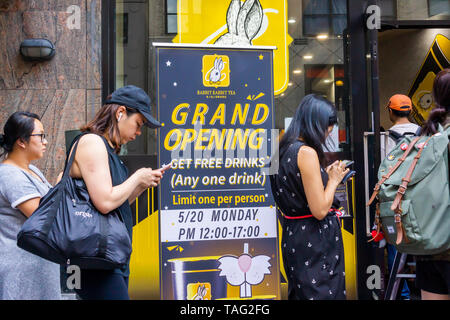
left=387, top=94, right=412, bottom=111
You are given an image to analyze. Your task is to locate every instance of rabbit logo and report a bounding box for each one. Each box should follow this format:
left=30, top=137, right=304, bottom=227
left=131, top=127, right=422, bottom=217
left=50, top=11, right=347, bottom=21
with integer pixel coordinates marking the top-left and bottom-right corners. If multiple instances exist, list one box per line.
left=187, top=282, right=211, bottom=300
left=218, top=243, right=271, bottom=298
left=202, top=55, right=230, bottom=87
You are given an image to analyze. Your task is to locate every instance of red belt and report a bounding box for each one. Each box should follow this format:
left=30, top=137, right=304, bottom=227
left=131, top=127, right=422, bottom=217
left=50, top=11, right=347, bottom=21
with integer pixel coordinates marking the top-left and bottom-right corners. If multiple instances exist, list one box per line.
left=283, top=214, right=313, bottom=220
left=283, top=208, right=343, bottom=220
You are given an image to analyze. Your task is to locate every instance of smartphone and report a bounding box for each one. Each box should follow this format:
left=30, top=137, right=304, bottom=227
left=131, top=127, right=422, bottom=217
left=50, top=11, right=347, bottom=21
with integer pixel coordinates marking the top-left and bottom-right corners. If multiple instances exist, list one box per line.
left=159, top=163, right=172, bottom=172
left=341, top=170, right=355, bottom=184
left=343, top=160, right=354, bottom=168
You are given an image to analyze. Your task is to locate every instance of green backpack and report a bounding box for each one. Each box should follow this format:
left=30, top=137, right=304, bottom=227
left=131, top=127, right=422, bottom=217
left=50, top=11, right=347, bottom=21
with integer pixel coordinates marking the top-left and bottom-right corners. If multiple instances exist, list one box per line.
left=367, top=125, right=450, bottom=255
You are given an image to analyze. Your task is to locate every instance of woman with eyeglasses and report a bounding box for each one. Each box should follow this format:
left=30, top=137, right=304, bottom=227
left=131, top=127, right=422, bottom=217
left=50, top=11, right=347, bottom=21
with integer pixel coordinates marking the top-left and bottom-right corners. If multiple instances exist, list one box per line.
left=0, top=111, right=61, bottom=300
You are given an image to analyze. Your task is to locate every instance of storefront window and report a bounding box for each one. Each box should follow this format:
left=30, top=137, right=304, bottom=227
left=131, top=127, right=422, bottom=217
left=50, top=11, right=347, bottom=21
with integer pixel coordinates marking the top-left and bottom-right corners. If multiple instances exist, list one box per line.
left=115, top=0, right=353, bottom=155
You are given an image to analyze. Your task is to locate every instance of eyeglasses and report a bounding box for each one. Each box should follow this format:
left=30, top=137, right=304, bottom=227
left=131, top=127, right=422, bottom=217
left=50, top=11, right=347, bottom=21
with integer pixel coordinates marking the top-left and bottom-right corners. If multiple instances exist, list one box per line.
left=29, top=133, right=47, bottom=142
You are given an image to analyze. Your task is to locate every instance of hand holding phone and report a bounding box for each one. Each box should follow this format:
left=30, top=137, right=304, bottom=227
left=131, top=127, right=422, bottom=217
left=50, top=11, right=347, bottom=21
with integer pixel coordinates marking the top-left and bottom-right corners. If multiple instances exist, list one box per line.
left=343, top=160, right=354, bottom=168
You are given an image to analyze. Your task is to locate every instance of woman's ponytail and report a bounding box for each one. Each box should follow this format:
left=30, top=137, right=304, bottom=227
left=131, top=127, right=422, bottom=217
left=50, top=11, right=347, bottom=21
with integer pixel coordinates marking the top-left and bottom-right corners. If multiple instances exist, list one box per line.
left=421, top=68, right=450, bottom=135
left=421, top=107, right=448, bottom=135
left=0, top=134, right=9, bottom=158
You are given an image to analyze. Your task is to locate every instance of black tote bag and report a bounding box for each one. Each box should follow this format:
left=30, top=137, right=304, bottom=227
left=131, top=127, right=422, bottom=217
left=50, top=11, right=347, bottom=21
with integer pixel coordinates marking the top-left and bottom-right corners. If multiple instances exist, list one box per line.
left=17, top=137, right=132, bottom=269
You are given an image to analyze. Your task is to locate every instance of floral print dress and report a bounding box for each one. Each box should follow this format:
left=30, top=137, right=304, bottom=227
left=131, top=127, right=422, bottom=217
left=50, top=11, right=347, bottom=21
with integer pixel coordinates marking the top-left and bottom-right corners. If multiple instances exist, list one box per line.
left=270, top=140, right=346, bottom=300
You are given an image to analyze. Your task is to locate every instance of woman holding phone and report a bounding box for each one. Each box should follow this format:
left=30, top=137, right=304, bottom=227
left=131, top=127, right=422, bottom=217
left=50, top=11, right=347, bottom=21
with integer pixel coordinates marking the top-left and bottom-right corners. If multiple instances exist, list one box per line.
left=68, top=85, right=168, bottom=300
left=270, top=94, right=349, bottom=300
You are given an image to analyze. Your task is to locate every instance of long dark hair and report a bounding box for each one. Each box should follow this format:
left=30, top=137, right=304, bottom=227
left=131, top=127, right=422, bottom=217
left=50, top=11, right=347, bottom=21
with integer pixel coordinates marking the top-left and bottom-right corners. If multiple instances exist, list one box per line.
left=80, top=95, right=139, bottom=153
left=421, top=68, right=450, bottom=135
left=0, top=111, right=40, bottom=158
left=279, top=94, right=337, bottom=166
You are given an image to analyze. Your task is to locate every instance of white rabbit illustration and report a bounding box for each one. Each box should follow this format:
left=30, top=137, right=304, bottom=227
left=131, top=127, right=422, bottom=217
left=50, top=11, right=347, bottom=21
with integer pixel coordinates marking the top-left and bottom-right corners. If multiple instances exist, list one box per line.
left=214, top=0, right=264, bottom=46
left=192, top=284, right=208, bottom=300
left=209, top=57, right=225, bottom=83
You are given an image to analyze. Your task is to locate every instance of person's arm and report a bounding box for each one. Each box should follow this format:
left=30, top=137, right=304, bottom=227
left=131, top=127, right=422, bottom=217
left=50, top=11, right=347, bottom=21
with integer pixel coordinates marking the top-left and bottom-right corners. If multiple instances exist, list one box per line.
left=128, top=181, right=159, bottom=205
left=128, top=164, right=170, bottom=204
left=297, top=146, right=348, bottom=220
left=128, top=185, right=147, bottom=205
left=16, top=198, right=41, bottom=218
left=0, top=172, right=41, bottom=218
left=73, top=134, right=161, bottom=214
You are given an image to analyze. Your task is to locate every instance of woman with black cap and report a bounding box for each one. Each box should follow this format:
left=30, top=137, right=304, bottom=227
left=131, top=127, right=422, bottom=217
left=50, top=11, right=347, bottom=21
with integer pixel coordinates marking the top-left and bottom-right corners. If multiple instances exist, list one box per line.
left=67, top=85, right=167, bottom=300
left=270, top=94, right=349, bottom=300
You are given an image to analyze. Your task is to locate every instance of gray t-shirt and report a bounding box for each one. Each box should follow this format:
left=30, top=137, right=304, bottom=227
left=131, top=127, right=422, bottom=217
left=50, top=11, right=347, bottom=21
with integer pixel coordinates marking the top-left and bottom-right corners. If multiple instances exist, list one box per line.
left=0, top=163, right=61, bottom=300
left=381, top=122, right=420, bottom=159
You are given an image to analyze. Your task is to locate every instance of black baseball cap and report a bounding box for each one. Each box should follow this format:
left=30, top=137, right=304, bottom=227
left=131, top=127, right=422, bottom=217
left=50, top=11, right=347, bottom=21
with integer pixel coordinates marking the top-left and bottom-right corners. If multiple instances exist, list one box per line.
left=105, top=85, right=161, bottom=128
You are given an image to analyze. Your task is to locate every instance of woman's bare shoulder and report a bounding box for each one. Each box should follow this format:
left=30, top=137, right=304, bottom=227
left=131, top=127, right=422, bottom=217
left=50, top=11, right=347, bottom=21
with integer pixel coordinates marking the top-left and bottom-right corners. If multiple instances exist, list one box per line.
left=71, top=133, right=107, bottom=160
left=297, top=145, right=319, bottom=171
left=75, top=134, right=105, bottom=152
left=77, top=133, right=103, bottom=146
left=297, top=145, right=318, bottom=159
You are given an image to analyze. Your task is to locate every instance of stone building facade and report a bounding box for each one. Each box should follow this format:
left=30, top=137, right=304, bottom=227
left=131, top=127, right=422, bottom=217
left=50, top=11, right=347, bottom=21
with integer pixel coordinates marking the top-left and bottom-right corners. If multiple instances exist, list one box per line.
left=0, top=0, right=101, bottom=183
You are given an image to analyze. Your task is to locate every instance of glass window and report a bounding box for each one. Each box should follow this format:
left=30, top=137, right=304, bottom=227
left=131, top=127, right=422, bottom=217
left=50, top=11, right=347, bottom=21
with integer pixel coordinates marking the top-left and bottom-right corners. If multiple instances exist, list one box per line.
left=395, top=0, right=449, bottom=20
left=302, top=0, right=347, bottom=36
left=303, top=0, right=330, bottom=14
left=304, top=16, right=330, bottom=35
left=116, top=0, right=151, bottom=155
left=166, top=0, right=177, bottom=34
left=429, top=0, right=450, bottom=17
left=380, top=0, right=397, bottom=20
left=332, top=16, right=347, bottom=35
left=331, top=0, right=346, bottom=14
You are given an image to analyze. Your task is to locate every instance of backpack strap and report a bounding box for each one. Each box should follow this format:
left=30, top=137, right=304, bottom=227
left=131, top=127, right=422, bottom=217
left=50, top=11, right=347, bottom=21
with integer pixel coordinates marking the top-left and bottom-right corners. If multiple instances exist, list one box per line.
left=388, top=130, right=403, bottom=143
left=390, top=135, right=434, bottom=245
left=415, top=126, right=422, bottom=136
left=388, top=130, right=417, bottom=144
left=366, top=136, right=421, bottom=207
left=368, top=202, right=381, bottom=243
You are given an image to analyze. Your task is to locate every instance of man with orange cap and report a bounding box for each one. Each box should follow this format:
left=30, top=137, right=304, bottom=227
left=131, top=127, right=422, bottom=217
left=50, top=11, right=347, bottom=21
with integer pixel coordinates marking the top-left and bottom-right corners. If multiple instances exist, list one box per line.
left=381, top=94, right=420, bottom=158
left=382, top=94, right=420, bottom=300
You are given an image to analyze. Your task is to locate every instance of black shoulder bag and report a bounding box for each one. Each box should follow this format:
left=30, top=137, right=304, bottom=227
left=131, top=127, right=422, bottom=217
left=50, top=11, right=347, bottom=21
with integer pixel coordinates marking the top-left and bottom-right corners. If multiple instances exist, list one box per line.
left=17, top=137, right=132, bottom=269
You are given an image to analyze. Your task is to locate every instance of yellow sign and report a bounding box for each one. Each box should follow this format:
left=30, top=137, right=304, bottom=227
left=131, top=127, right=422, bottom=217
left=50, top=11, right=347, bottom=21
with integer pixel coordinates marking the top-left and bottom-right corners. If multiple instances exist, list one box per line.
left=202, top=55, right=230, bottom=88
left=409, top=34, right=450, bottom=125
left=173, top=0, right=293, bottom=95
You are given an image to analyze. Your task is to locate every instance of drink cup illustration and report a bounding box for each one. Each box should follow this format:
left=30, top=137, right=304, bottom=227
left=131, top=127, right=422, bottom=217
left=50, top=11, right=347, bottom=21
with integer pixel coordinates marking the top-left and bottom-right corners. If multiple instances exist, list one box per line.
left=168, top=256, right=227, bottom=300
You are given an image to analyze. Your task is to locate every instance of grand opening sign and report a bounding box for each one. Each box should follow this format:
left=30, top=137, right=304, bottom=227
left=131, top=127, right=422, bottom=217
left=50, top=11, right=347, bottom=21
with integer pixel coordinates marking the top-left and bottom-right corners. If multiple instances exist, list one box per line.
left=155, top=44, right=280, bottom=300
